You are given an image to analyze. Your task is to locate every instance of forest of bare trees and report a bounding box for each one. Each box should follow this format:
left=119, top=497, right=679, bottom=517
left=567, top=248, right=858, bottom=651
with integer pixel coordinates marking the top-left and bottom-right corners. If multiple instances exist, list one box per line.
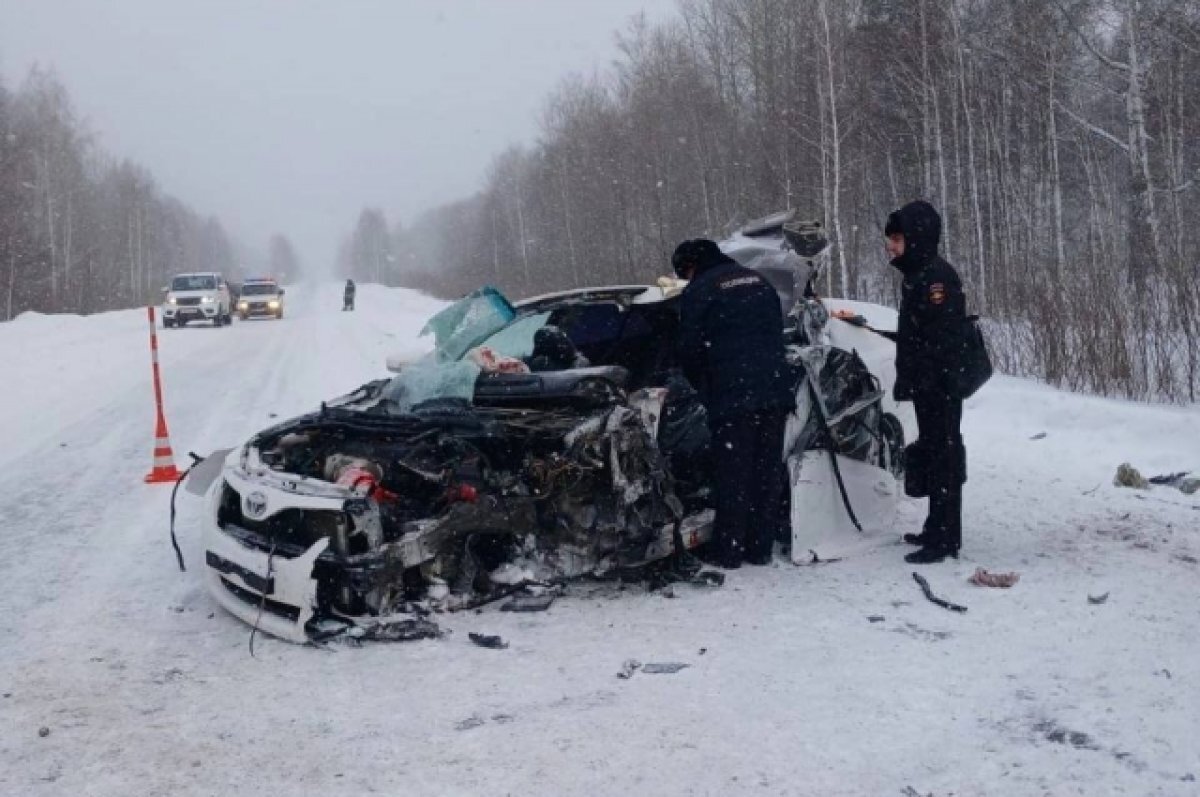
left=339, top=0, right=1200, bottom=401
left=0, top=67, right=260, bottom=319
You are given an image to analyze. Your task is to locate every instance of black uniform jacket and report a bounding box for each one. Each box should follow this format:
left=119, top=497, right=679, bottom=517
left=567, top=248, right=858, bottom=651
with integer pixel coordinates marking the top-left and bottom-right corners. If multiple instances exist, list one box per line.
left=678, top=258, right=795, bottom=422
left=889, top=201, right=967, bottom=401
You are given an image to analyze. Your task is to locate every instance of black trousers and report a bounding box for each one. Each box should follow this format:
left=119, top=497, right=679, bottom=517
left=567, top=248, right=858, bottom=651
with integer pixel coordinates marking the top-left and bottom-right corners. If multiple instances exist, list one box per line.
left=913, top=392, right=965, bottom=550
left=710, top=408, right=789, bottom=563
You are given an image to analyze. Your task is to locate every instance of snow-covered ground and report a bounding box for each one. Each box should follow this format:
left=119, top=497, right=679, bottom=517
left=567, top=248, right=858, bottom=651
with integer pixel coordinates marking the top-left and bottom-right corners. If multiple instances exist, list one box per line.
left=1, top=283, right=1197, bottom=797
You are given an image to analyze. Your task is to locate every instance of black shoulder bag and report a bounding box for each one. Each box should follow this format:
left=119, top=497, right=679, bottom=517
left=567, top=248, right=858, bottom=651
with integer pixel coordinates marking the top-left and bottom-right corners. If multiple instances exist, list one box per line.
left=944, top=314, right=993, bottom=400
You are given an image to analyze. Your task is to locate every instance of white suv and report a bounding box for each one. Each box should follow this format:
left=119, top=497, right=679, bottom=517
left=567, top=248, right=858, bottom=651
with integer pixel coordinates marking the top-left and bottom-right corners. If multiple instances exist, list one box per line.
left=163, top=272, right=232, bottom=328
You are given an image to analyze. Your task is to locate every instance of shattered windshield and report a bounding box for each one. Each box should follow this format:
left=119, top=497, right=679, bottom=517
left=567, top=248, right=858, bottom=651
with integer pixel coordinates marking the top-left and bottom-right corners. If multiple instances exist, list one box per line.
left=420, top=286, right=516, bottom=362
left=378, top=287, right=517, bottom=413
left=474, top=311, right=552, bottom=360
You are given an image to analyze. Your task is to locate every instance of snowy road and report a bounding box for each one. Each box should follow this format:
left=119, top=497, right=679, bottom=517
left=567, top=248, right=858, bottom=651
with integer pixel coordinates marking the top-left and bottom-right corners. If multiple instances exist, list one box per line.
left=1, top=283, right=1198, bottom=796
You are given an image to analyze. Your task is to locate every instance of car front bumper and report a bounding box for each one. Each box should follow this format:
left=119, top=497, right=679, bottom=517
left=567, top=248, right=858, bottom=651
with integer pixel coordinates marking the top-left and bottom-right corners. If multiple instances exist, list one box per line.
left=164, top=304, right=219, bottom=321
left=238, top=302, right=281, bottom=317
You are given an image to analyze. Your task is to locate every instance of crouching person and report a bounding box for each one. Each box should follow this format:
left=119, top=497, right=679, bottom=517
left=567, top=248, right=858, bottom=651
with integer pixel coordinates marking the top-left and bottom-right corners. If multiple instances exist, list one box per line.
left=672, top=239, right=795, bottom=569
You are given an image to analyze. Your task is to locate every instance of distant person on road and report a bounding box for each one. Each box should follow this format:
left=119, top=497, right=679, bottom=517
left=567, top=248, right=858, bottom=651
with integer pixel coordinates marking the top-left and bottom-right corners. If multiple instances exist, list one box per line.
left=343, top=279, right=356, bottom=311
left=673, top=238, right=795, bottom=569
left=885, top=200, right=968, bottom=564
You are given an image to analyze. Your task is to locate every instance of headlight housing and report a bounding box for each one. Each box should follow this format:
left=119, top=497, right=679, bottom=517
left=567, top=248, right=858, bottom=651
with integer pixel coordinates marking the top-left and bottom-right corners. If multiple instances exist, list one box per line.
left=238, top=301, right=249, bottom=309
left=268, top=300, right=280, bottom=309
left=167, top=296, right=177, bottom=305
left=201, top=296, right=215, bottom=304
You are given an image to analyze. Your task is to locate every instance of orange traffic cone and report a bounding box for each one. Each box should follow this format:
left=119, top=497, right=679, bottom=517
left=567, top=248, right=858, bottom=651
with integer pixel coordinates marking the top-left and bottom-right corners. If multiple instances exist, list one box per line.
left=144, top=305, right=182, bottom=484
left=144, top=411, right=182, bottom=483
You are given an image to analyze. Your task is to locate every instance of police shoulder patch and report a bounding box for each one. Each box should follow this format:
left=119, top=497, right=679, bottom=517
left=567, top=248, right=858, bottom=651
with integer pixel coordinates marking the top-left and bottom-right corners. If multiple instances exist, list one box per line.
left=928, top=282, right=946, bottom=305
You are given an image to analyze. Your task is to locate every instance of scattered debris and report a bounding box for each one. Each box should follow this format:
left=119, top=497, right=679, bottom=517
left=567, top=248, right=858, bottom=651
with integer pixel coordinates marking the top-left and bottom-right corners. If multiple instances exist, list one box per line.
left=698, top=647, right=707, bottom=655
left=1172, top=553, right=1198, bottom=565
left=867, top=615, right=886, bottom=623
left=468, top=632, right=508, bottom=649
left=1113, top=463, right=1149, bottom=490
left=642, top=662, right=689, bottom=674
left=892, top=623, right=953, bottom=642
left=501, top=593, right=556, bottom=613
left=1159, top=669, right=1172, bottom=679
left=1147, top=472, right=1200, bottom=495
left=1029, top=432, right=1047, bottom=441
left=692, top=570, right=725, bottom=587
left=1133, top=493, right=1200, bottom=510
left=1034, top=720, right=1099, bottom=751
left=901, top=787, right=932, bottom=797
left=359, top=618, right=443, bottom=643
left=808, top=549, right=844, bottom=565
left=912, top=572, right=967, bottom=613
left=455, top=716, right=486, bottom=731
left=38, top=727, right=49, bottom=738
left=617, top=659, right=642, bottom=679
left=1082, top=483, right=1101, bottom=496
left=968, top=567, right=1020, bottom=588
left=660, top=586, right=677, bottom=599
left=1087, top=592, right=1110, bottom=605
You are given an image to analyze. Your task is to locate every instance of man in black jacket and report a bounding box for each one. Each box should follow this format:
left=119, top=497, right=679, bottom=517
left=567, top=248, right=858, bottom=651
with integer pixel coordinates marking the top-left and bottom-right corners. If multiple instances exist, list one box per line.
left=885, top=200, right=967, bottom=564
left=673, top=239, right=795, bottom=568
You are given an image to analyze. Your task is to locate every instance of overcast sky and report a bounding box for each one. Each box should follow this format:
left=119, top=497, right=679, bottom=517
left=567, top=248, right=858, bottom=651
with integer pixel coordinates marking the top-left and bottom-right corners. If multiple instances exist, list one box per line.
left=0, top=0, right=677, bottom=271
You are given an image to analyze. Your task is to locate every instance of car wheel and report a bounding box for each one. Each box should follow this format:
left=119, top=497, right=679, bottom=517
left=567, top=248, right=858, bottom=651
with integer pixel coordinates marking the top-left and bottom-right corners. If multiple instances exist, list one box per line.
left=163, top=319, right=174, bottom=329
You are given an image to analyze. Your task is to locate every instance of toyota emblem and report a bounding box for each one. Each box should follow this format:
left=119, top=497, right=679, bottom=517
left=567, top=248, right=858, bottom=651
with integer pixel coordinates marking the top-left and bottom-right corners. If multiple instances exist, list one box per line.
left=245, top=491, right=268, bottom=519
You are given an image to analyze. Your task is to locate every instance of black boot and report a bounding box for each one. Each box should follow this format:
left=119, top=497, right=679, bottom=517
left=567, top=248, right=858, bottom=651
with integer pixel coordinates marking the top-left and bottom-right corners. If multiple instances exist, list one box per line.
left=903, top=532, right=931, bottom=546
left=904, top=545, right=959, bottom=564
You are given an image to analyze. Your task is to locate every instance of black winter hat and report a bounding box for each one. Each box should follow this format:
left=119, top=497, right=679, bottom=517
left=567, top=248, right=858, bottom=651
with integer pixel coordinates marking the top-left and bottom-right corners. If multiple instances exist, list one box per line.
left=671, top=238, right=734, bottom=278
left=885, top=200, right=942, bottom=266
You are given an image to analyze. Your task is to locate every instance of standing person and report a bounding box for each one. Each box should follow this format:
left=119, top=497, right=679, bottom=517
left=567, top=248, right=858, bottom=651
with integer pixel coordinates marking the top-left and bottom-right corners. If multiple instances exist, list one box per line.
left=673, top=239, right=795, bottom=568
left=885, top=200, right=967, bottom=564
left=343, top=279, right=356, bottom=311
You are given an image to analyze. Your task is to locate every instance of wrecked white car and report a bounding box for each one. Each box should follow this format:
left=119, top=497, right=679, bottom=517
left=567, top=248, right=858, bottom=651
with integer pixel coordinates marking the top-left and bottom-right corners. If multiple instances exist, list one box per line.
left=193, top=214, right=914, bottom=643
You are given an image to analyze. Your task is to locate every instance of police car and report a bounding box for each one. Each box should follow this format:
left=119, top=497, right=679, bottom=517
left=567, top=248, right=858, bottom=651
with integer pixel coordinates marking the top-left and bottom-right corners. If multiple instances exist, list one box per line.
left=237, top=277, right=285, bottom=320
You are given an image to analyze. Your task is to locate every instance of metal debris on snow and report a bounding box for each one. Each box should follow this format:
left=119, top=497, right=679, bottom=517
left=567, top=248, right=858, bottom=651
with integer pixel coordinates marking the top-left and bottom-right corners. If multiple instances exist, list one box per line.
left=617, top=659, right=642, bottom=679
left=642, top=662, right=689, bottom=674
left=358, top=618, right=443, bottom=643
left=1087, top=592, right=1110, bottom=605
left=691, top=570, right=725, bottom=587
left=501, top=593, right=556, bottom=613
left=468, top=632, right=508, bottom=649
